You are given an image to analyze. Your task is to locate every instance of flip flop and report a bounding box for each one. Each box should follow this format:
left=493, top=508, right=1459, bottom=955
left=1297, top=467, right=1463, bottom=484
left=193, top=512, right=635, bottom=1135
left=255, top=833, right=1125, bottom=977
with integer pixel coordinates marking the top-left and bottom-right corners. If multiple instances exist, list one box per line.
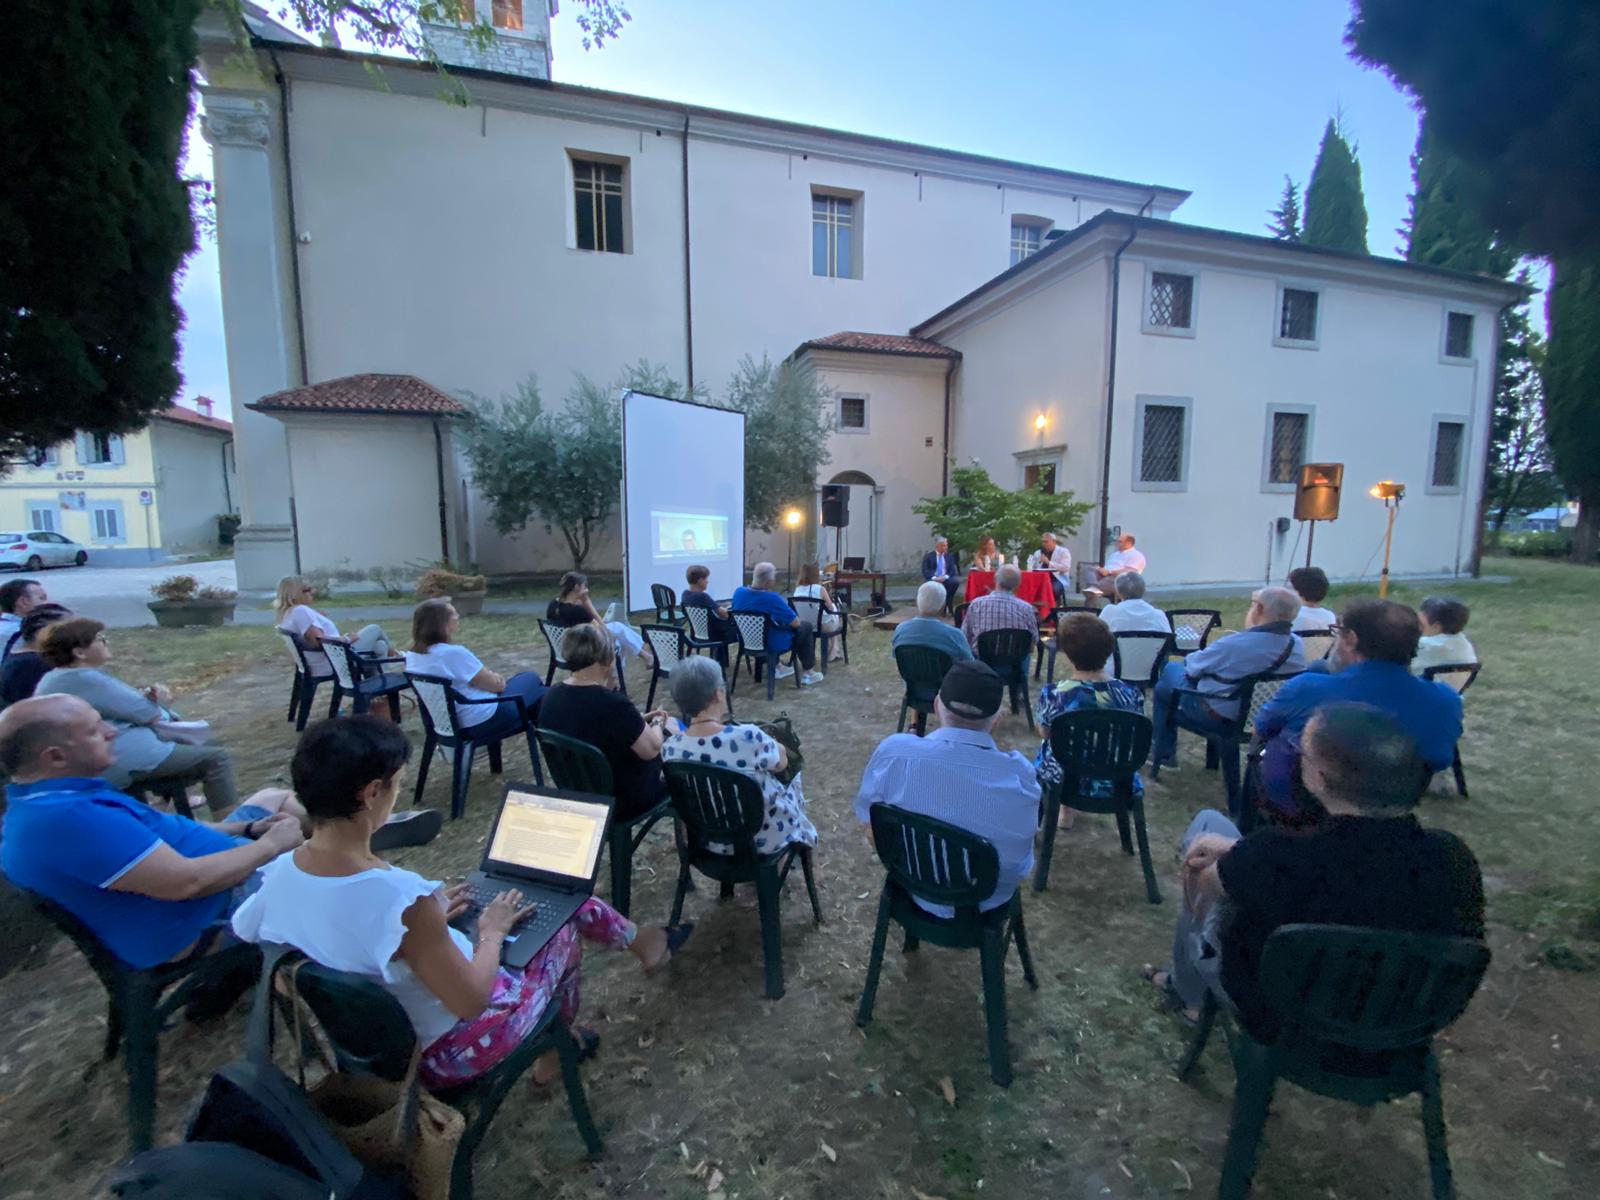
left=1142, top=964, right=1199, bottom=1028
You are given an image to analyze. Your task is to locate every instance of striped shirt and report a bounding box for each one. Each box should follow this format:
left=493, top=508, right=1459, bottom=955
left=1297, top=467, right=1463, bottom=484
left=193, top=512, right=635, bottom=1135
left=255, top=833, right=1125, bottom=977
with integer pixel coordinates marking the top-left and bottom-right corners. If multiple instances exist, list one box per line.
left=963, top=590, right=1039, bottom=651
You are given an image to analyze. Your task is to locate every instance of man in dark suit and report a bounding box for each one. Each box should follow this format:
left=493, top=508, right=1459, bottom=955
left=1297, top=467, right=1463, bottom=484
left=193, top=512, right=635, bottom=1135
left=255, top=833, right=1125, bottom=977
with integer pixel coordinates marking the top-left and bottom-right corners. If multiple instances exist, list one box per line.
left=920, top=536, right=961, bottom=612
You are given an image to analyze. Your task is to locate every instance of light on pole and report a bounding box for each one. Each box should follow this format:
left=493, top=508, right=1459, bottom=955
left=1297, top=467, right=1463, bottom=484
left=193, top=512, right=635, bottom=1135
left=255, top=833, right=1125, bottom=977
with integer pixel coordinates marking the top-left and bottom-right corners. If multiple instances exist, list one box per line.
left=784, top=507, right=803, bottom=590
left=1368, top=481, right=1406, bottom=598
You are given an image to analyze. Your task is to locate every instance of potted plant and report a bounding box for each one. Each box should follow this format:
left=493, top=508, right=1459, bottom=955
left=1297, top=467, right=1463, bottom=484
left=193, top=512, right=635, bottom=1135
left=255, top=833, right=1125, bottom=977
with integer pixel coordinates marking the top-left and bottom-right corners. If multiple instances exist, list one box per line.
left=148, top=575, right=238, bottom=628
left=415, top=567, right=488, bottom=617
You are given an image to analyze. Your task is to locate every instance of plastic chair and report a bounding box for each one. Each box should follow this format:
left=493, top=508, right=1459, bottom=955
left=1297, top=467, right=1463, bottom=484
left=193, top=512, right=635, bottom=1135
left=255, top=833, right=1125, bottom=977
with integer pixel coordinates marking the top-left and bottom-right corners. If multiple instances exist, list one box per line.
left=322, top=637, right=408, bottom=721
left=262, top=947, right=603, bottom=1194
left=1296, top=627, right=1339, bottom=661
left=790, top=594, right=849, bottom=671
left=1151, top=669, right=1303, bottom=819
left=535, top=727, right=674, bottom=919
left=855, top=804, right=1038, bottom=1086
left=406, top=672, right=540, bottom=819
left=951, top=601, right=969, bottom=628
left=640, top=623, right=689, bottom=711
left=1112, top=629, right=1175, bottom=696
left=729, top=610, right=802, bottom=701
left=539, top=618, right=627, bottom=693
left=650, top=583, right=681, bottom=624
left=975, top=627, right=1036, bottom=726
left=664, top=761, right=822, bottom=999
left=1166, top=608, right=1223, bottom=657
left=1423, top=663, right=1479, bottom=797
left=1177, top=924, right=1490, bottom=1200
left=277, top=628, right=331, bottom=731
left=892, top=644, right=954, bottom=734
left=27, top=892, right=259, bottom=1154
left=1034, top=709, right=1158, bottom=901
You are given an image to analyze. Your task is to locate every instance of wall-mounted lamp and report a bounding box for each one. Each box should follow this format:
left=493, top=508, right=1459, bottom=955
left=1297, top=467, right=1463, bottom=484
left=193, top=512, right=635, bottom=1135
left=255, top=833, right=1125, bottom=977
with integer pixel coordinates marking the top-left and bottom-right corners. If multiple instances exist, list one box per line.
left=1033, top=413, right=1049, bottom=433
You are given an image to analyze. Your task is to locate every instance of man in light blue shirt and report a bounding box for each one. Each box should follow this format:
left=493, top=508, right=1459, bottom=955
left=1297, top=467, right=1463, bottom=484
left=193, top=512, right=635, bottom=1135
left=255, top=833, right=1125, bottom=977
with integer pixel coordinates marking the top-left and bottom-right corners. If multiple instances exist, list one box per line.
left=854, top=661, right=1039, bottom=916
left=892, top=581, right=974, bottom=664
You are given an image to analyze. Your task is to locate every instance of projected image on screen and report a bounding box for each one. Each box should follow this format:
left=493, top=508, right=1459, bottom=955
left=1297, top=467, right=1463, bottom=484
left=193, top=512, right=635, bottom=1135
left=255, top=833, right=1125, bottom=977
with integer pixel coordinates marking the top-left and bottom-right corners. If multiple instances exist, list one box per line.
left=653, top=510, right=729, bottom=564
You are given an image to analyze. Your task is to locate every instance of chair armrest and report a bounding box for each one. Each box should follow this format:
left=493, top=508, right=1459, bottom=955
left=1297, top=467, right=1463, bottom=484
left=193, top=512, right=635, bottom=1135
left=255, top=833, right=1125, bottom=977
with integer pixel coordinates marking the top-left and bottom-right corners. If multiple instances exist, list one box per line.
left=453, top=693, right=526, bottom=713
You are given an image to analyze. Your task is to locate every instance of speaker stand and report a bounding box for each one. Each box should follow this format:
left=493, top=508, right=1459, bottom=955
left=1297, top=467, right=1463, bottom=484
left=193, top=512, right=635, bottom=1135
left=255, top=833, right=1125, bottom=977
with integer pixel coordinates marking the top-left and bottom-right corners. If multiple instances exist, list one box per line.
left=1305, top=520, right=1316, bottom=568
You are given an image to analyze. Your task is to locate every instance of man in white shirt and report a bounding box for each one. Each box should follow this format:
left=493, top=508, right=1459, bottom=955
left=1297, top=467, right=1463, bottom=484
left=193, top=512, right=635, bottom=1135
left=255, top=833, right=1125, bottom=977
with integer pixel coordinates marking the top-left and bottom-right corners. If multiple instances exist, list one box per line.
left=1026, top=532, right=1072, bottom=605
left=1093, top=533, right=1148, bottom=590
left=1099, top=572, right=1171, bottom=634
left=1412, top=596, right=1478, bottom=676
left=0, top=577, right=47, bottom=654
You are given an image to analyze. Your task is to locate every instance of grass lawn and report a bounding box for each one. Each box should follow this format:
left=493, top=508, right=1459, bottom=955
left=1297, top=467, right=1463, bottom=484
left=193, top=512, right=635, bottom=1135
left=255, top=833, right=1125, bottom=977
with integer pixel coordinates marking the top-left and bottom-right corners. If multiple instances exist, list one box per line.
left=1, top=557, right=1596, bottom=1199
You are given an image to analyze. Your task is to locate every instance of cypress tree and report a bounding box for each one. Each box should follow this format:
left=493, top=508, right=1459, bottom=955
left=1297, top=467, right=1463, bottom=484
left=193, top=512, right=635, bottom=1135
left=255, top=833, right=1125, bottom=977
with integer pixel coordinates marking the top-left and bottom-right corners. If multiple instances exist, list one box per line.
left=1404, top=120, right=1512, bottom=276
left=1543, top=258, right=1600, bottom=562
left=1303, top=119, right=1370, bottom=254
left=1267, top=176, right=1302, bottom=241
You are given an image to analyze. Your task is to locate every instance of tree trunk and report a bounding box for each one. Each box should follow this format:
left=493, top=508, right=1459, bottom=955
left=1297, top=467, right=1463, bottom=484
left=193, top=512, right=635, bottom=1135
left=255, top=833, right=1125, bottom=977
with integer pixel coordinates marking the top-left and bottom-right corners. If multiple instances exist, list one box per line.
left=1573, top=494, right=1599, bottom=564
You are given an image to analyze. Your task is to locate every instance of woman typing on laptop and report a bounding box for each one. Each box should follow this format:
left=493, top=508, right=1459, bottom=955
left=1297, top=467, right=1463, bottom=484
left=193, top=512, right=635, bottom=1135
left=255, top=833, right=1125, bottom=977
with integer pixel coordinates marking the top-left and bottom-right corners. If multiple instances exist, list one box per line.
left=232, top=715, right=692, bottom=1090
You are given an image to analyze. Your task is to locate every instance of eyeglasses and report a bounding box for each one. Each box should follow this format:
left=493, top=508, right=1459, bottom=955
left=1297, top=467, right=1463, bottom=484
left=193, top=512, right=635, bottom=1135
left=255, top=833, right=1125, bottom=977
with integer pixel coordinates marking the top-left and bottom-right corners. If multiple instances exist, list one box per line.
left=93, top=632, right=108, bottom=644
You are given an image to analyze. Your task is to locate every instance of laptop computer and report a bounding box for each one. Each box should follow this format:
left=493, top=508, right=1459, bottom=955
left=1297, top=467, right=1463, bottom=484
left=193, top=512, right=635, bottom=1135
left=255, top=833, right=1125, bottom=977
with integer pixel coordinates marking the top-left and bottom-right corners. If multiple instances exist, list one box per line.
left=451, top=783, right=613, bottom=969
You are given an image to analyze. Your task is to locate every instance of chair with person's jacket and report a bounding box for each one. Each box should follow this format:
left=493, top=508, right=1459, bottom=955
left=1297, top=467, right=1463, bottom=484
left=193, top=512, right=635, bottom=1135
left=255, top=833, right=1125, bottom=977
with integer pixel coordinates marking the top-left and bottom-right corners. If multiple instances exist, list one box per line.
left=892, top=644, right=953, bottom=735
left=855, top=804, right=1038, bottom=1086
left=1177, top=924, right=1490, bottom=1200
left=405, top=672, right=541, bottom=820
left=534, top=727, right=674, bottom=919
left=322, top=637, right=408, bottom=722
left=728, top=610, right=802, bottom=701
left=277, top=628, right=332, bottom=731
left=975, top=627, right=1035, bottom=727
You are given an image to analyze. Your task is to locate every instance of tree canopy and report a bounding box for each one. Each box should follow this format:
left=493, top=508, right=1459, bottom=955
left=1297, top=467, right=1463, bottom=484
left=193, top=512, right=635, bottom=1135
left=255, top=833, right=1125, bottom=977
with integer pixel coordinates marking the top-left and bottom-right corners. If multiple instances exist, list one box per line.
left=912, top=465, right=1090, bottom=565
left=721, top=356, right=833, bottom=534
left=1402, top=121, right=1513, bottom=276
left=1302, top=118, right=1369, bottom=255
left=1542, top=260, right=1600, bottom=562
left=1267, top=176, right=1302, bottom=242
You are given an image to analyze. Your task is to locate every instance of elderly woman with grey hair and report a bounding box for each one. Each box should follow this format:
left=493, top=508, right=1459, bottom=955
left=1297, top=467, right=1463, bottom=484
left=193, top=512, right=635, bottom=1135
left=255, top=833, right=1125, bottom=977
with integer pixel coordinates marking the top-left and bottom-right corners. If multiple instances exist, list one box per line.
left=660, top=656, right=817, bottom=856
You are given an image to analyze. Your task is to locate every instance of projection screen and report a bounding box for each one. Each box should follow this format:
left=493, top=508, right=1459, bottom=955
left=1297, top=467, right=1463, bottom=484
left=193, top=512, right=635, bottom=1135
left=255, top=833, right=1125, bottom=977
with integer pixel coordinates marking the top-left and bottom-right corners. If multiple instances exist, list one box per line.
left=621, top=391, right=746, bottom=615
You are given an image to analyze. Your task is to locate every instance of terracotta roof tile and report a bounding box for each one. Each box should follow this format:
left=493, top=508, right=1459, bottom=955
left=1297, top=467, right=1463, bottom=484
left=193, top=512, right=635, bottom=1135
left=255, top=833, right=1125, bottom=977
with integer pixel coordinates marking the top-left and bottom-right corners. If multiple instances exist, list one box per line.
left=153, top=405, right=233, bottom=435
left=248, top=374, right=468, bottom=416
left=794, top=331, right=959, bottom=360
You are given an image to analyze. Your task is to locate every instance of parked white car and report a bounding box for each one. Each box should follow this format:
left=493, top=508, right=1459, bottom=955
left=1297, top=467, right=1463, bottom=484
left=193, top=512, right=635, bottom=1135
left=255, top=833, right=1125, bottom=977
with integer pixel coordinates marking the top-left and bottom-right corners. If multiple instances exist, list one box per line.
left=0, top=531, right=88, bottom=570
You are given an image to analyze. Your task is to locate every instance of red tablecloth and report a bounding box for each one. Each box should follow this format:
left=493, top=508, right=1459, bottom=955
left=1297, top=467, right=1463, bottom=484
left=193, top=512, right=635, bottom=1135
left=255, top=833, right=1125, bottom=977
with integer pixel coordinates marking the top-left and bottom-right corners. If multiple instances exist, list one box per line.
left=964, top=569, right=1055, bottom=618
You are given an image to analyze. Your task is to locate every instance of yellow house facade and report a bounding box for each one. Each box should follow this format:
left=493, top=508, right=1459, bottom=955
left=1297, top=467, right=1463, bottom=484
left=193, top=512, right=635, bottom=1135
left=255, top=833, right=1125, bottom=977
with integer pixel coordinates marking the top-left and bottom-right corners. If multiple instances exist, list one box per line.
left=0, top=402, right=237, bottom=565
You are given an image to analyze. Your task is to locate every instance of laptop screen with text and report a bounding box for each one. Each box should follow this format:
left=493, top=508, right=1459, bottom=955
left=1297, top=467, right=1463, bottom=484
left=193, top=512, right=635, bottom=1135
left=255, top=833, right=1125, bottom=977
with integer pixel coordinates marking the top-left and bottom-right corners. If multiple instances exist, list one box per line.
left=485, top=789, right=609, bottom=882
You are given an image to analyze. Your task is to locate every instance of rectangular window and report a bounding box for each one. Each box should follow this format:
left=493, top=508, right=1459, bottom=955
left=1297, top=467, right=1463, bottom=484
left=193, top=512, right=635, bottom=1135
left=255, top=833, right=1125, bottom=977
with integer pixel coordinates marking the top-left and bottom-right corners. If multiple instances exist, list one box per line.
left=1430, top=418, right=1466, bottom=492
left=1278, top=287, right=1320, bottom=344
left=812, top=192, right=856, bottom=279
left=836, top=395, right=867, bottom=432
left=1145, top=270, right=1195, bottom=334
left=76, top=432, right=124, bottom=466
left=89, top=501, right=125, bottom=544
left=24, top=503, right=57, bottom=533
left=1262, top=406, right=1313, bottom=490
left=573, top=159, right=625, bottom=254
left=1010, top=220, right=1045, bottom=267
left=1133, top=396, right=1191, bottom=491
left=1444, top=311, right=1475, bottom=360
left=491, top=0, right=522, bottom=29
left=1023, top=462, right=1057, bottom=494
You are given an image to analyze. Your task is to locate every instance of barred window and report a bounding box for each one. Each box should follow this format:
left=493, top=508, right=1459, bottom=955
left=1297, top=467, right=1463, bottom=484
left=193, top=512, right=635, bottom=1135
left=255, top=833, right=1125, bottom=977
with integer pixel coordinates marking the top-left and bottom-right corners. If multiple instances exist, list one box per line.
left=837, top=395, right=867, bottom=431
left=1268, top=411, right=1308, bottom=484
left=1139, top=402, right=1187, bottom=485
left=1444, top=311, right=1474, bottom=359
left=1023, top=462, right=1056, bottom=494
left=1431, top=420, right=1465, bottom=489
left=812, top=192, right=856, bottom=278
left=1010, top=221, right=1045, bottom=267
left=573, top=159, right=624, bottom=253
left=1279, top=288, right=1319, bottom=342
left=1148, top=272, right=1194, bottom=330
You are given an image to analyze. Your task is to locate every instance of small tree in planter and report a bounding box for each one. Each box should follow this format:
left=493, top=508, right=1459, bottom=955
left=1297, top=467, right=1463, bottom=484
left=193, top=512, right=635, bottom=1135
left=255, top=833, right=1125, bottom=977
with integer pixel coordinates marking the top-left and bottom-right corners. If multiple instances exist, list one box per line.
left=148, top=575, right=238, bottom=628
left=415, top=567, right=488, bottom=616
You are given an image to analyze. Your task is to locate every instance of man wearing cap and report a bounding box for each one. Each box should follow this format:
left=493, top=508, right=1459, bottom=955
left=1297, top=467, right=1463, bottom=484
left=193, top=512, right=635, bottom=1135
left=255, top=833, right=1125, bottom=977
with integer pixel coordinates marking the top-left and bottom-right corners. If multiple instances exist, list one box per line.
left=853, top=661, right=1039, bottom=917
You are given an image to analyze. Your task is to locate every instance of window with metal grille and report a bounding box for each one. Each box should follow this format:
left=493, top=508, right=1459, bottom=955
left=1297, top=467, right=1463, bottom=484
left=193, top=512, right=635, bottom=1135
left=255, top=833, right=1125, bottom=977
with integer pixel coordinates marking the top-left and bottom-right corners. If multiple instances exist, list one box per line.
left=573, top=159, right=624, bottom=253
left=1279, top=288, right=1319, bottom=342
left=1444, top=311, right=1474, bottom=359
left=1024, top=462, right=1057, bottom=494
left=1148, top=272, right=1194, bottom=330
left=1140, top=403, right=1186, bottom=484
left=837, top=395, right=867, bottom=430
left=812, top=193, right=855, bottom=278
left=1431, top=420, right=1464, bottom=489
left=1268, top=411, right=1308, bottom=484
left=1010, top=221, right=1045, bottom=267
left=492, top=0, right=522, bottom=29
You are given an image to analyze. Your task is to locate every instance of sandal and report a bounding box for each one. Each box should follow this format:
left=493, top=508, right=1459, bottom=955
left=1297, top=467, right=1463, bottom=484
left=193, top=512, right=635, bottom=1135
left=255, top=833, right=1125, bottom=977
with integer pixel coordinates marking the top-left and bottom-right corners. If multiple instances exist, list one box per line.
left=1142, top=963, right=1199, bottom=1028
left=643, top=922, right=695, bottom=974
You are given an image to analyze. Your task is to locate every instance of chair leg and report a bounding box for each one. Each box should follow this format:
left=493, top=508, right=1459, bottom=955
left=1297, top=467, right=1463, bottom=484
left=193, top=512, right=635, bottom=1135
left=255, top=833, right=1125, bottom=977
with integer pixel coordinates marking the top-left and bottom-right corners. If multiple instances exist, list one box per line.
left=294, top=679, right=314, bottom=731
left=121, top=982, right=159, bottom=1155
left=1204, top=740, right=1219, bottom=771
left=286, top=676, right=299, bottom=722
left=668, top=856, right=692, bottom=927
left=979, top=927, right=1013, bottom=1087
left=351, top=689, right=369, bottom=717
left=450, top=743, right=475, bottom=820
left=609, top=825, right=632, bottom=918
left=1451, top=748, right=1468, bottom=799
left=327, top=686, right=343, bottom=719
left=1033, top=786, right=1061, bottom=891
left=1176, top=992, right=1218, bottom=1081
left=1421, top=1047, right=1456, bottom=1200
left=754, top=865, right=785, bottom=999
left=799, top=846, right=823, bottom=923
left=543, top=660, right=556, bottom=686
left=645, top=671, right=659, bottom=712
left=1132, top=799, right=1161, bottom=904
left=414, top=734, right=435, bottom=804
left=896, top=700, right=909, bottom=733
left=729, top=651, right=742, bottom=697
left=1113, top=809, right=1134, bottom=855
left=1218, top=1049, right=1279, bottom=1200
left=1221, top=743, right=1243, bottom=815
left=855, top=889, right=892, bottom=1026
left=914, top=709, right=928, bottom=736
left=386, top=690, right=401, bottom=722
left=486, top=740, right=503, bottom=774
left=1010, top=900, right=1038, bottom=989
left=766, top=651, right=777, bottom=701
left=554, top=1023, right=605, bottom=1159
left=526, top=727, right=544, bottom=786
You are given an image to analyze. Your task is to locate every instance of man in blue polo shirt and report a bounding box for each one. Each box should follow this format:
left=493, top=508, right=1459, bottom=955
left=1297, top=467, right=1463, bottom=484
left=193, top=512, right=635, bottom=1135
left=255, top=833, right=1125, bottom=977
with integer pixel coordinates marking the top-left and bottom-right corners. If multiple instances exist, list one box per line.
left=731, top=561, right=823, bottom=686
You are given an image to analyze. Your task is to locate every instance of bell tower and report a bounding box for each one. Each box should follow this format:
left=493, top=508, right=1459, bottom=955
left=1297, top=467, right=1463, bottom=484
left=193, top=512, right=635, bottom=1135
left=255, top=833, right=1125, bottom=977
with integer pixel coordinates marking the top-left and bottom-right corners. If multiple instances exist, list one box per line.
left=423, top=0, right=555, bottom=82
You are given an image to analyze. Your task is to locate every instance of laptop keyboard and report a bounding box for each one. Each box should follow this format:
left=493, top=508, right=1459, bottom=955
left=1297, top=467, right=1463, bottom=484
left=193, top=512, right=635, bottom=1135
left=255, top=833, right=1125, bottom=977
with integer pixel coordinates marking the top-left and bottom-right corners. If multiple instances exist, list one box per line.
left=459, top=884, right=574, bottom=954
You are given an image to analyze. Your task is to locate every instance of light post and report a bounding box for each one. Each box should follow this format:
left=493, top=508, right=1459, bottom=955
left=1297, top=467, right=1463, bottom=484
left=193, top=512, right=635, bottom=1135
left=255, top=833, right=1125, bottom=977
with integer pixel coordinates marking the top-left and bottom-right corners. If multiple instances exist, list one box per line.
left=784, top=507, right=802, bottom=590
left=1368, top=480, right=1406, bottom=598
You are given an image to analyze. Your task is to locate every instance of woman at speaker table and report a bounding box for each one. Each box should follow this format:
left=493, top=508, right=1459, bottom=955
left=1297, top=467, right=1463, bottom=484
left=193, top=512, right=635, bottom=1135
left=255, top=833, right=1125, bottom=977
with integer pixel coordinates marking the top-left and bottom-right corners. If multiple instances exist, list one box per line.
left=793, top=563, right=844, bottom=661
left=404, top=599, right=547, bottom=737
left=545, top=571, right=649, bottom=666
left=972, top=536, right=1002, bottom=573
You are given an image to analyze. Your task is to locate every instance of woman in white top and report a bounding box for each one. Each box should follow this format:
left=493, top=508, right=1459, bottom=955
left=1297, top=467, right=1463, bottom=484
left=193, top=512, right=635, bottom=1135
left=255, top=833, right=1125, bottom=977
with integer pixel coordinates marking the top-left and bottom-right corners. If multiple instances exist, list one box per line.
left=275, top=575, right=393, bottom=680
left=232, top=715, right=692, bottom=1090
left=792, top=562, right=843, bottom=660
left=403, top=599, right=545, bottom=736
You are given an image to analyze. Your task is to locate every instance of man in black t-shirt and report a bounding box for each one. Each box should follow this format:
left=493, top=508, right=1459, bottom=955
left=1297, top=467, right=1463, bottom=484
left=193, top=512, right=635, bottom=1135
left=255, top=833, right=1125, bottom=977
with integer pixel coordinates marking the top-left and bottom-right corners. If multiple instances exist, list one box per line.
left=1151, top=702, right=1484, bottom=1042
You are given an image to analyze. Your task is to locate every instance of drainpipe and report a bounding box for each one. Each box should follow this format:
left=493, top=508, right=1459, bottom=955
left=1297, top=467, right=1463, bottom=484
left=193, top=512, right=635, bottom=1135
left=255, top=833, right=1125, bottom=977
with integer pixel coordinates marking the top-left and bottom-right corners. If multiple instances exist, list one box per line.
left=432, top=419, right=451, bottom=563
left=681, top=114, right=695, bottom=391
left=220, top=441, right=233, bottom=515
left=269, top=51, right=311, bottom=387
left=1098, top=223, right=1139, bottom=557
left=941, top=357, right=956, bottom=494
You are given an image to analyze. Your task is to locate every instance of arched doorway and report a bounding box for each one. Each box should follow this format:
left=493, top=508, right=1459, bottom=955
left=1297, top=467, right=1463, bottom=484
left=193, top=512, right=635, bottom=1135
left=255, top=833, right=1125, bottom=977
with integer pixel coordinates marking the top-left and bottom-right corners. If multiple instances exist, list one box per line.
left=820, top=469, right=882, bottom=568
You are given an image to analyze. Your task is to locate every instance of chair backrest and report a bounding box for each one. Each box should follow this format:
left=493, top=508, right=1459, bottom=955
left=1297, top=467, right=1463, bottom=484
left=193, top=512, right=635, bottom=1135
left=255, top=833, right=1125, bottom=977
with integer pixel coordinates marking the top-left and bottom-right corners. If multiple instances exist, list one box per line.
left=1297, top=628, right=1338, bottom=661
left=893, top=644, right=954, bottom=705
left=27, top=891, right=129, bottom=986
left=868, top=803, right=998, bottom=913
left=975, top=627, right=1033, bottom=678
left=1166, top=608, right=1223, bottom=653
left=842, top=556, right=865, bottom=571
left=404, top=671, right=458, bottom=738
left=663, top=761, right=765, bottom=858
left=276, top=627, right=314, bottom=675
left=730, top=609, right=771, bottom=652
left=1111, top=630, right=1174, bottom=688
left=682, top=602, right=714, bottom=642
left=1258, top=924, right=1490, bottom=1053
left=537, top=619, right=572, bottom=670
left=1243, top=670, right=1303, bottom=733
left=1422, top=662, right=1480, bottom=695
left=650, top=583, right=679, bottom=623
left=1046, top=707, right=1153, bottom=782
left=641, top=623, right=688, bottom=674
left=283, top=955, right=417, bottom=1082
left=951, top=601, right=969, bottom=628
left=535, top=727, right=615, bottom=795
left=320, top=637, right=360, bottom=690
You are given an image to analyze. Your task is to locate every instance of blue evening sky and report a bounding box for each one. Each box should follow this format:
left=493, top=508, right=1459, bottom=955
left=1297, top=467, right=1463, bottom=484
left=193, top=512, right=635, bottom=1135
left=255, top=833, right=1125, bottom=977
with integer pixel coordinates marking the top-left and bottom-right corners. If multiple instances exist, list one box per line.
left=178, top=0, right=1425, bottom=416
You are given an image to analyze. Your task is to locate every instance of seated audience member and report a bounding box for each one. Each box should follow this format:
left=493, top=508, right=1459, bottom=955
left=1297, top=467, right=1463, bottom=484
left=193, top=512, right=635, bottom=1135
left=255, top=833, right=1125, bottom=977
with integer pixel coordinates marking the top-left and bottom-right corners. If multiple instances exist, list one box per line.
left=892, top=581, right=974, bottom=663
left=963, top=563, right=1039, bottom=652
left=1026, top=532, right=1073, bottom=606
left=972, top=536, right=1001, bottom=573
left=661, top=656, right=817, bottom=854
left=404, top=599, right=546, bottom=737
left=275, top=575, right=395, bottom=678
left=680, top=564, right=738, bottom=653
left=1288, top=566, right=1337, bottom=632
left=920, top=536, right=961, bottom=611
left=537, top=623, right=670, bottom=821
left=1150, top=587, right=1306, bottom=769
left=1147, top=703, right=1484, bottom=1033
left=731, top=562, right=823, bottom=686
left=1413, top=596, right=1478, bottom=675
left=793, top=562, right=845, bottom=661
left=1098, top=572, right=1170, bottom=634
left=546, top=571, right=647, bottom=665
left=1092, top=532, right=1148, bottom=593
left=34, top=618, right=239, bottom=811
left=231, top=715, right=689, bottom=1092
left=0, top=695, right=304, bottom=972
left=1, top=603, right=71, bottom=706
left=854, top=661, right=1038, bottom=917
left=1035, top=615, right=1146, bottom=802
left=0, top=577, right=48, bottom=654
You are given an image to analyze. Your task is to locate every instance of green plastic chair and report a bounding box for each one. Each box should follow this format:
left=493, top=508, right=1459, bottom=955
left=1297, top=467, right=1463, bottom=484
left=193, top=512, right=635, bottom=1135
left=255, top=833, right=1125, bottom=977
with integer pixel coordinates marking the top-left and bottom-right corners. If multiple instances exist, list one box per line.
left=855, top=804, right=1038, bottom=1086
left=663, top=760, right=822, bottom=999
left=534, top=727, right=674, bottom=919
left=975, top=627, right=1036, bottom=726
left=1035, top=707, right=1158, bottom=902
left=1178, top=924, right=1490, bottom=1199
left=892, top=644, right=954, bottom=734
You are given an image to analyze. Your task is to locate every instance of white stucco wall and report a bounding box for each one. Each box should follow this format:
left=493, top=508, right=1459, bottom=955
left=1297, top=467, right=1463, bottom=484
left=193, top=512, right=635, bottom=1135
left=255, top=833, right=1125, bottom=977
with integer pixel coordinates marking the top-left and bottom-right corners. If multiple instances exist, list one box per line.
left=149, top=423, right=235, bottom=553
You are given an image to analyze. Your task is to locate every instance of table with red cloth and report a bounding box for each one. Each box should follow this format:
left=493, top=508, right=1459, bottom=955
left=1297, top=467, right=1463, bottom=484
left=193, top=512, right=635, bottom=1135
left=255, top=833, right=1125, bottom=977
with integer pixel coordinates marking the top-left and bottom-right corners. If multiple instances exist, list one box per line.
left=964, top=569, right=1056, bottom=618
